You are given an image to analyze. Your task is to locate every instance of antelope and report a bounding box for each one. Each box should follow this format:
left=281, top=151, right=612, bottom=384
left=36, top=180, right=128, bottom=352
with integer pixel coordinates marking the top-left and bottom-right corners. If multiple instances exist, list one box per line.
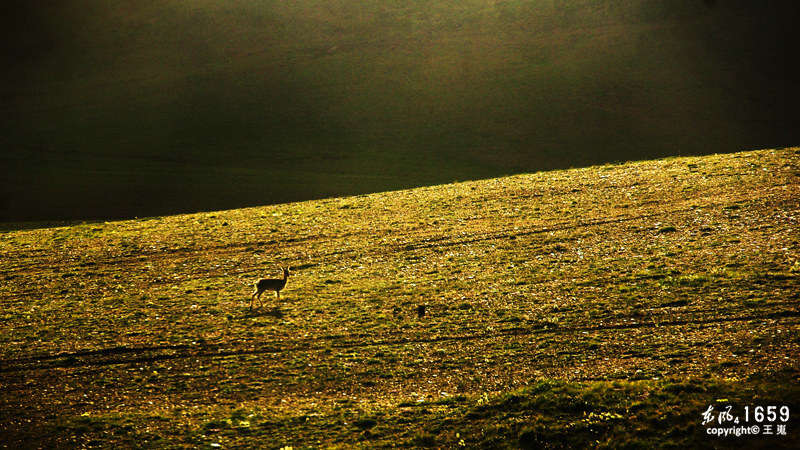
left=251, top=267, right=290, bottom=309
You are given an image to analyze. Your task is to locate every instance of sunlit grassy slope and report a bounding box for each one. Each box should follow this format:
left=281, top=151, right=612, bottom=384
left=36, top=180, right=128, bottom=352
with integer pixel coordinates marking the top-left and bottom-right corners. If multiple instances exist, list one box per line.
left=1, top=148, right=799, bottom=448
left=2, top=0, right=798, bottom=221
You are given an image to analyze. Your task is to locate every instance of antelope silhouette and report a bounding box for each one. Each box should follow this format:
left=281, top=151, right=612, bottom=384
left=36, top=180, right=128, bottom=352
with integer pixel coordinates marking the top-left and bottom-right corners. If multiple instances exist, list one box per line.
left=250, top=267, right=290, bottom=309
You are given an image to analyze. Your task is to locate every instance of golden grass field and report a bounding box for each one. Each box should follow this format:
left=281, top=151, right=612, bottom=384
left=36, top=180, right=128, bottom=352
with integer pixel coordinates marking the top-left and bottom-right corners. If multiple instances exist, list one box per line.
left=1, top=147, right=798, bottom=448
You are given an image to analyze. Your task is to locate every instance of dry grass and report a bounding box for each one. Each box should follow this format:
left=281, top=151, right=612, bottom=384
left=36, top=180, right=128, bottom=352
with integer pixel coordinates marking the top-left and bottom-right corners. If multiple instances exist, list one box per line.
left=1, top=147, right=799, bottom=448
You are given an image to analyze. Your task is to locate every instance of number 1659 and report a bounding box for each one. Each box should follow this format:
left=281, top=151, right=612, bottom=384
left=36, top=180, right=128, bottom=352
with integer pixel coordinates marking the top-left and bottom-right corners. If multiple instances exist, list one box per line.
left=745, top=406, right=790, bottom=423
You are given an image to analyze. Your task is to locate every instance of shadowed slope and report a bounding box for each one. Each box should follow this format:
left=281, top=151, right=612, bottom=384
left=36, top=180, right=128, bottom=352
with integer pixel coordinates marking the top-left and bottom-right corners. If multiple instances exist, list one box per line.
left=1, top=0, right=799, bottom=221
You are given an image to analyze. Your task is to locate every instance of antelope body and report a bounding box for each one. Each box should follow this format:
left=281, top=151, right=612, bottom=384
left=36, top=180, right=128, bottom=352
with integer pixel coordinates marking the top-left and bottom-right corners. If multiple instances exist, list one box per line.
left=251, top=267, right=290, bottom=309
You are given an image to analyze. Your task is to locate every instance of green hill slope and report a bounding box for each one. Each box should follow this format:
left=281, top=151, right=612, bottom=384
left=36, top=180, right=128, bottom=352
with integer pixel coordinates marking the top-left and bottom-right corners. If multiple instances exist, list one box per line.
left=1, top=148, right=798, bottom=447
left=2, top=0, right=799, bottom=221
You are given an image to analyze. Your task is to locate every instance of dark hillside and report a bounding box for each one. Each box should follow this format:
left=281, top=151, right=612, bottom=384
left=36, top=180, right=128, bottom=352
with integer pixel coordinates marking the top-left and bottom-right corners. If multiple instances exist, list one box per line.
left=1, top=0, right=798, bottom=221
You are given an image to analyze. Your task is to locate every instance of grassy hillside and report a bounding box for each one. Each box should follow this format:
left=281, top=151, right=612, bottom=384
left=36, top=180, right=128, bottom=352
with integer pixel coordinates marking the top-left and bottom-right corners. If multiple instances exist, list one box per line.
left=1, top=147, right=799, bottom=448
left=2, top=0, right=799, bottom=221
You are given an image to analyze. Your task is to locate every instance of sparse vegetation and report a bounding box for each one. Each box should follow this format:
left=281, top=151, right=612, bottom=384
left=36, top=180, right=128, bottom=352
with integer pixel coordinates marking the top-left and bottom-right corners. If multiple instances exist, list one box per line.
left=1, top=147, right=799, bottom=448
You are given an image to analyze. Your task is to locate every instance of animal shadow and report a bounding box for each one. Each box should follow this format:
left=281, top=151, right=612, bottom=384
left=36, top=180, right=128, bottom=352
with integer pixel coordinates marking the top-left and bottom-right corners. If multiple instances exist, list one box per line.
left=245, top=306, right=284, bottom=319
